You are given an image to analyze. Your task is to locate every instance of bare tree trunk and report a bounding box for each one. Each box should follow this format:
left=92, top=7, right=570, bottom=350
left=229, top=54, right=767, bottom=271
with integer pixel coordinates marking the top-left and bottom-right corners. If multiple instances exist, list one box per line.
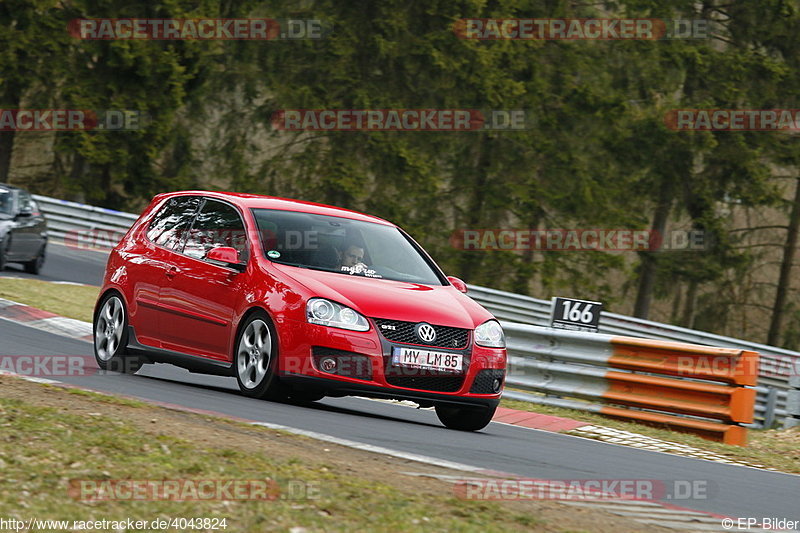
left=0, top=82, right=23, bottom=183
left=67, top=153, right=88, bottom=203
left=511, top=208, right=543, bottom=294
left=767, top=177, right=800, bottom=346
left=669, top=283, right=683, bottom=323
left=458, top=136, right=492, bottom=281
left=633, top=178, right=673, bottom=318
left=681, top=279, right=699, bottom=329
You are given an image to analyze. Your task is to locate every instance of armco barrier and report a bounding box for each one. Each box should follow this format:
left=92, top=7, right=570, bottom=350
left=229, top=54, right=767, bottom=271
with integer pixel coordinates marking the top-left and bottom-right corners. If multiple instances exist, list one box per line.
left=33, top=194, right=138, bottom=248
left=503, top=322, right=758, bottom=445
left=468, top=284, right=798, bottom=429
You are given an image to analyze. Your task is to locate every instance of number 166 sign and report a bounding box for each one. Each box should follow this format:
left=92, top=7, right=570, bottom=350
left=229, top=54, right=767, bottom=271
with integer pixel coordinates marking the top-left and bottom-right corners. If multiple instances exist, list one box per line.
left=550, top=297, right=602, bottom=333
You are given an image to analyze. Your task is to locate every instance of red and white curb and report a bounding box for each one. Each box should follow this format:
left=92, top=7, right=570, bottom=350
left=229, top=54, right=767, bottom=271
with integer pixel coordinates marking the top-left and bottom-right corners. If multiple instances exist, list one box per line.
left=0, top=296, right=93, bottom=341
left=566, top=425, right=776, bottom=471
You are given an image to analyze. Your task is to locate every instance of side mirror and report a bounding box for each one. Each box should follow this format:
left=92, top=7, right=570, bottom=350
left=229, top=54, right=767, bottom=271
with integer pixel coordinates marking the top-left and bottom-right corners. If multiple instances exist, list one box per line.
left=207, top=246, right=246, bottom=272
left=447, top=276, right=468, bottom=293
left=15, top=207, right=33, bottom=219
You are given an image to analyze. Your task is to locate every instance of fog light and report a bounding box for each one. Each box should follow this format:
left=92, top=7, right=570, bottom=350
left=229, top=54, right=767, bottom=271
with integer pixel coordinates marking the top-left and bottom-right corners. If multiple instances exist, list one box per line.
left=320, top=357, right=337, bottom=373
left=492, top=378, right=503, bottom=393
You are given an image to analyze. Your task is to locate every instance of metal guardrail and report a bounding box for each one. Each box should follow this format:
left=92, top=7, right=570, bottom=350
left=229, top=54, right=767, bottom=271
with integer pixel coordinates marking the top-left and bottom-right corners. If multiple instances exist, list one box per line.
left=34, top=194, right=138, bottom=249
left=500, top=322, right=758, bottom=445
left=468, top=285, right=798, bottom=428
left=33, top=194, right=798, bottom=429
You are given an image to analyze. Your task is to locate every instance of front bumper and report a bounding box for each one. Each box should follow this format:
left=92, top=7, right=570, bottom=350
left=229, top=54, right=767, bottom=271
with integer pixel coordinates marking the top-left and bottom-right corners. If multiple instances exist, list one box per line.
left=276, top=317, right=506, bottom=406
left=280, top=373, right=501, bottom=409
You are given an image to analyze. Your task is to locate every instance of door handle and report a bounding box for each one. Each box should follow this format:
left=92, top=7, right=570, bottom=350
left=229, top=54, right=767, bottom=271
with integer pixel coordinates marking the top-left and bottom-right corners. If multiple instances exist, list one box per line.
left=165, top=266, right=180, bottom=279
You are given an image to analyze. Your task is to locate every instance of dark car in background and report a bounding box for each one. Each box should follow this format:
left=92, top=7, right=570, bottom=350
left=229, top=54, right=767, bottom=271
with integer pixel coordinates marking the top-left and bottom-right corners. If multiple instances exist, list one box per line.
left=0, top=184, right=48, bottom=274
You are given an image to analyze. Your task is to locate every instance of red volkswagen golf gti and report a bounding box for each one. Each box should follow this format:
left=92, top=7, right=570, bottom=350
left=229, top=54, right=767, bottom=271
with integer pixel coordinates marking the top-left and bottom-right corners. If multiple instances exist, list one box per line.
left=93, top=191, right=507, bottom=430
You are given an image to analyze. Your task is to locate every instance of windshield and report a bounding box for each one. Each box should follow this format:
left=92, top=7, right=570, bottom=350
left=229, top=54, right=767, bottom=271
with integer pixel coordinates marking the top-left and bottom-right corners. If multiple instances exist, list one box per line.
left=252, top=208, right=444, bottom=285
left=0, top=188, right=12, bottom=215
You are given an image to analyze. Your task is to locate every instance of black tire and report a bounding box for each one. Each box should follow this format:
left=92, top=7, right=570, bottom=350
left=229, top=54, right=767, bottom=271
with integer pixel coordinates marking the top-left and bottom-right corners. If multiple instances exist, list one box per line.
left=93, top=293, right=145, bottom=374
left=435, top=404, right=497, bottom=431
left=23, top=244, right=45, bottom=275
left=234, top=311, right=284, bottom=399
left=0, top=236, right=6, bottom=271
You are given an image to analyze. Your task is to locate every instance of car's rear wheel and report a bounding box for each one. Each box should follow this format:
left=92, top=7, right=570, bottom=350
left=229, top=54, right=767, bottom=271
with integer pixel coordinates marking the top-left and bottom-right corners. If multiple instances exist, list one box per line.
left=435, top=404, right=497, bottom=431
left=235, top=312, right=283, bottom=399
left=94, top=294, right=145, bottom=373
left=23, top=244, right=45, bottom=275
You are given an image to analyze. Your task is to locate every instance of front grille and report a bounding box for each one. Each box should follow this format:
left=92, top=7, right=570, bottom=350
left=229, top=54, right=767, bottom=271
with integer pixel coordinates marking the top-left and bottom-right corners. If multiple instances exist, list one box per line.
left=469, top=369, right=506, bottom=394
left=373, top=318, right=469, bottom=349
left=385, top=374, right=465, bottom=393
left=312, top=347, right=372, bottom=380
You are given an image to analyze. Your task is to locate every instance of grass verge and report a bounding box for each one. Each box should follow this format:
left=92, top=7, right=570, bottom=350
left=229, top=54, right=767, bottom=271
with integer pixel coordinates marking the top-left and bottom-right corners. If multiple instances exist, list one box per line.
left=0, top=277, right=99, bottom=323
left=0, top=397, right=538, bottom=532
left=0, top=377, right=666, bottom=533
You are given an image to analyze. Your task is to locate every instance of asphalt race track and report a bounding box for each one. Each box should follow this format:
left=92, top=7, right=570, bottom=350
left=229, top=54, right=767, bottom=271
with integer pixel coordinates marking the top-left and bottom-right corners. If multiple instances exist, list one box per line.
left=0, top=241, right=109, bottom=286
left=1, top=242, right=799, bottom=523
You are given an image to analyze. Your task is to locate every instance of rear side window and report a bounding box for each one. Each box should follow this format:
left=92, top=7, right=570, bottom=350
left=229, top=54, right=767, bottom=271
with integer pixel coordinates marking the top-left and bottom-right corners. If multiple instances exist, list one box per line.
left=183, top=199, right=248, bottom=261
left=146, top=196, right=201, bottom=250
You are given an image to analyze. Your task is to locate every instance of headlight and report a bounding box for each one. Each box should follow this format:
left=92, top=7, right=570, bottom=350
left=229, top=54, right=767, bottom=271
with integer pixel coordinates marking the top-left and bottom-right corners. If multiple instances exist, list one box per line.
left=474, top=319, right=505, bottom=348
left=306, top=298, right=370, bottom=332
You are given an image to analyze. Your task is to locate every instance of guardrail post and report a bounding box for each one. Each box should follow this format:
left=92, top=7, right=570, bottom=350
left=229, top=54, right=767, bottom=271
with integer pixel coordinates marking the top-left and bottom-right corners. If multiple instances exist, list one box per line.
left=762, top=387, right=778, bottom=429
left=786, top=376, right=800, bottom=429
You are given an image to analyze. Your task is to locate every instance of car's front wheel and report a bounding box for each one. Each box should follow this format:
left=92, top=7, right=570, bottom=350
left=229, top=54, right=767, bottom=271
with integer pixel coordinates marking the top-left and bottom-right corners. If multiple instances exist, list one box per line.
left=435, top=404, right=497, bottom=431
left=23, top=244, right=45, bottom=275
left=93, top=293, right=145, bottom=373
left=235, top=312, right=283, bottom=399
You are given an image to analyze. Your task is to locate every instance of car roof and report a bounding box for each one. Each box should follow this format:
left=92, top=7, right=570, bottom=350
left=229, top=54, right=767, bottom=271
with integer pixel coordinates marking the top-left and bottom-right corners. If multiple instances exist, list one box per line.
left=157, top=190, right=396, bottom=226
left=0, top=183, right=19, bottom=192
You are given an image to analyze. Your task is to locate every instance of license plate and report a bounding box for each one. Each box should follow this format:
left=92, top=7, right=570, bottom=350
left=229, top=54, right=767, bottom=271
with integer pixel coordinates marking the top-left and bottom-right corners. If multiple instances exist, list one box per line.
left=391, top=347, right=463, bottom=372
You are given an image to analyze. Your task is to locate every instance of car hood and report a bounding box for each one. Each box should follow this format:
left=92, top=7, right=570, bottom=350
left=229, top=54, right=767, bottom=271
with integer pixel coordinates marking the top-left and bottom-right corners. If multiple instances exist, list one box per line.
left=271, top=264, right=492, bottom=328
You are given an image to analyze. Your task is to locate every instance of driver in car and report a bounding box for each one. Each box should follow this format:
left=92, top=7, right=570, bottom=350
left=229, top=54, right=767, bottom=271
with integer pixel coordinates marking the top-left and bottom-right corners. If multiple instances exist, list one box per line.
left=339, top=244, right=367, bottom=272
